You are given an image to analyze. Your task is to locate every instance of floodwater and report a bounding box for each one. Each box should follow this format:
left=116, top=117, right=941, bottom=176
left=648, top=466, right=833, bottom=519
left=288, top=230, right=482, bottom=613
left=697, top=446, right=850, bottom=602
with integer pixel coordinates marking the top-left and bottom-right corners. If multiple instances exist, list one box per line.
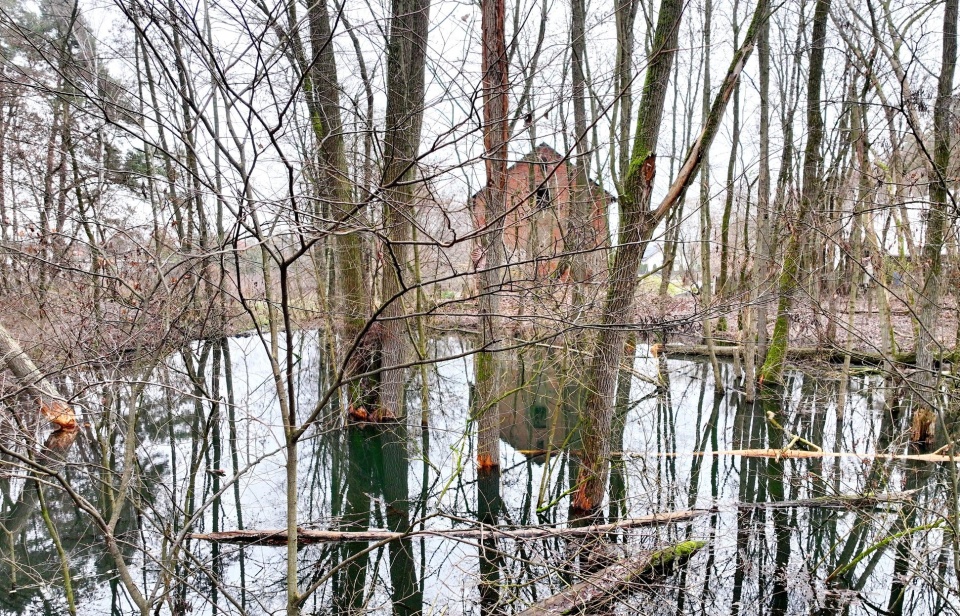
left=1, top=332, right=957, bottom=615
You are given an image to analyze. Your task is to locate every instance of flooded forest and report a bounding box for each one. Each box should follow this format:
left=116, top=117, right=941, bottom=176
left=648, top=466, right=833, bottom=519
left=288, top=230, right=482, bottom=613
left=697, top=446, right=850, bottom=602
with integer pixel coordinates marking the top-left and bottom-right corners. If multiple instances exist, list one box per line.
left=1, top=0, right=960, bottom=613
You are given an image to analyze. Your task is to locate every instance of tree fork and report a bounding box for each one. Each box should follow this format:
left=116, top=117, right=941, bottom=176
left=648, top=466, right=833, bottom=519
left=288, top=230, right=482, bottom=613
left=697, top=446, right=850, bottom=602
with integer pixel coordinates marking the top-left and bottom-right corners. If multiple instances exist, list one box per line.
left=573, top=0, right=770, bottom=515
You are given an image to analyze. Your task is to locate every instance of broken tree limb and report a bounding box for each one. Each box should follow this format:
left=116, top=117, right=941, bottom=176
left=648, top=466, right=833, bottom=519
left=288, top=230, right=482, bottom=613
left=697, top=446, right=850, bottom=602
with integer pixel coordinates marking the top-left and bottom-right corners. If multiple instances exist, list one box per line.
left=517, top=540, right=707, bottom=616
left=0, top=323, right=77, bottom=430
left=188, top=510, right=705, bottom=546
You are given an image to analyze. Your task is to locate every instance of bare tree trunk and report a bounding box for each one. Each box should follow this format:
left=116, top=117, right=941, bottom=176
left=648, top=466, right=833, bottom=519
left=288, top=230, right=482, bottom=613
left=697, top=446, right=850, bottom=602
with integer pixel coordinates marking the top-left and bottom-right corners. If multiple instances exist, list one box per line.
left=564, top=0, right=598, bottom=304
left=573, top=0, right=769, bottom=514
left=698, top=0, right=724, bottom=393
left=377, top=0, right=432, bottom=421
left=760, top=0, right=831, bottom=384
left=475, top=0, right=509, bottom=471
left=750, top=9, right=771, bottom=378
left=717, top=1, right=743, bottom=332
left=304, top=0, right=369, bottom=405
left=917, top=0, right=958, bottom=425
left=610, top=0, right=640, bottom=188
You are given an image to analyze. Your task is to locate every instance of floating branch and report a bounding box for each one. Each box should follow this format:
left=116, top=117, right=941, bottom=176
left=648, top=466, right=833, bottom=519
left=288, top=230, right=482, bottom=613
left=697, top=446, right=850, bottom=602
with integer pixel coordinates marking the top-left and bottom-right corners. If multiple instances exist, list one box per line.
left=517, top=540, right=707, bottom=615
left=188, top=510, right=705, bottom=546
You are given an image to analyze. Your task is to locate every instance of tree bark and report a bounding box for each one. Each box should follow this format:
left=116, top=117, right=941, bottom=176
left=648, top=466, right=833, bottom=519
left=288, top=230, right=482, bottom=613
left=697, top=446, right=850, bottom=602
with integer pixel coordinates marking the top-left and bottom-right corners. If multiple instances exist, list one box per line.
left=516, top=540, right=707, bottom=616
left=759, top=0, right=831, bottom=384
left=0, top=323, right=76, bottom=430
left=377, top=0, right=432, bottom=421
left=915, top=0, right=958, bottom=410
left=475, top=0, right=509, bottom=471
left=573, top=0, right=770, bottom=514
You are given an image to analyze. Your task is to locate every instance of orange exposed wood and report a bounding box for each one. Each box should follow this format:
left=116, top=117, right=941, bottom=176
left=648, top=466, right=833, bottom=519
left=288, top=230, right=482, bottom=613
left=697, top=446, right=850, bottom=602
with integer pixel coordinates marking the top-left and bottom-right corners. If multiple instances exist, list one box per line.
left=476, top=453, right=498, bottom=471
left=570, top=487, right=593, bottom=513
left=40, top=399, right=78, bottom=431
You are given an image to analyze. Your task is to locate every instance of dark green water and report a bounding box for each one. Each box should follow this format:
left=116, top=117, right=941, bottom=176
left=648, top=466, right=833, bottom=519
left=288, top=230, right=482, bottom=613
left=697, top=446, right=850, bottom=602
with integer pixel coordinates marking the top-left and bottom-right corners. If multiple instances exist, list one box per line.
left=0, top=333, right=956, bottom=614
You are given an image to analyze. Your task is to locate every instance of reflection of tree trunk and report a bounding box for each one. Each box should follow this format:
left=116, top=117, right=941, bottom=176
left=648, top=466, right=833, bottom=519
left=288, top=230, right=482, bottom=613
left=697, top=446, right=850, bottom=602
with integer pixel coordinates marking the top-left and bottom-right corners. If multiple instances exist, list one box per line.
left=334, top=427, right=373, bottom=615
left=477, top=467, right=502, bottom=616
left=0, top=428, right=79, bottom=542
left=761, top=392, right=790, bottom=616
left=373, top=424, right=422, bottom=616
left=222, top=338, right=247, bottom=611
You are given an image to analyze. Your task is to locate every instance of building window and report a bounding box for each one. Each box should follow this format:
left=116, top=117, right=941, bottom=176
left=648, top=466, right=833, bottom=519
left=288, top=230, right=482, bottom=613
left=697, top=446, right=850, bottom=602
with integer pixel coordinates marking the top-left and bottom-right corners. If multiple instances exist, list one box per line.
left=535, top=186, right=551, bottom=210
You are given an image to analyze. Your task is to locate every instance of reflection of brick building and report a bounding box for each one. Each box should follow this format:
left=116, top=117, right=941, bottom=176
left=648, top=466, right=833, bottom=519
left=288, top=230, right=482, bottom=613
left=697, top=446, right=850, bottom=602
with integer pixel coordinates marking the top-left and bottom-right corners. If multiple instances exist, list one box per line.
left=470, top=144, right=612, bottom=284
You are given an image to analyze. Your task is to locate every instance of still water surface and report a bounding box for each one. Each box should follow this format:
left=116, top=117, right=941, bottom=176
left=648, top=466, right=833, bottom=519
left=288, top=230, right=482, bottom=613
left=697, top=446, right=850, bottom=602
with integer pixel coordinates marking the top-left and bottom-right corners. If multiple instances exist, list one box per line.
left=0, top=332, right=955, bottom=615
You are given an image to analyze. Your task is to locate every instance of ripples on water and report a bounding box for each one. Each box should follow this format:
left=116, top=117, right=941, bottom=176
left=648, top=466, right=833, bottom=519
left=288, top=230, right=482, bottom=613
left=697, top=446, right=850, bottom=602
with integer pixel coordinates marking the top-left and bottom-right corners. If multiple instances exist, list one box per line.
left=0, top=333, right=956, bottom=614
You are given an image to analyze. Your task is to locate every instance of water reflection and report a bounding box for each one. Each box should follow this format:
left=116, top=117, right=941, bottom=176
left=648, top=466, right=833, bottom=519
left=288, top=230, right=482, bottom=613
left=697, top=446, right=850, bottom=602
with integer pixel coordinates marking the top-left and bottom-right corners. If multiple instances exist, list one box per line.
left=0, top=335, right=957, bottom=614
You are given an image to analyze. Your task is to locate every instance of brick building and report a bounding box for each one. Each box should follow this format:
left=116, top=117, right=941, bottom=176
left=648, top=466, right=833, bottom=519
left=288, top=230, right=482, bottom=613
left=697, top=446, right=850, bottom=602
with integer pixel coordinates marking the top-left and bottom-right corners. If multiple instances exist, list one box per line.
left=470, top=143, right=612, bottom=286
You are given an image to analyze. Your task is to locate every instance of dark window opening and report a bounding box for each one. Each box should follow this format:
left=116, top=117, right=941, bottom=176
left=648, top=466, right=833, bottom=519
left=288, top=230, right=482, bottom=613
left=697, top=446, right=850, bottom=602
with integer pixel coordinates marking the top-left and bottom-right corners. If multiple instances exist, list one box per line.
left=535, top=186, right=551, bottom=209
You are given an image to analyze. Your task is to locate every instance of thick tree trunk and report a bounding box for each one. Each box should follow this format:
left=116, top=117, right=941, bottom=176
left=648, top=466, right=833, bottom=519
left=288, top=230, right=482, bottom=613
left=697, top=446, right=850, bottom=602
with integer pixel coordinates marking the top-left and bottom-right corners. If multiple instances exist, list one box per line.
left=377, top=0, right=432, bottom=421
left=305, top=0, right=368, bottom=399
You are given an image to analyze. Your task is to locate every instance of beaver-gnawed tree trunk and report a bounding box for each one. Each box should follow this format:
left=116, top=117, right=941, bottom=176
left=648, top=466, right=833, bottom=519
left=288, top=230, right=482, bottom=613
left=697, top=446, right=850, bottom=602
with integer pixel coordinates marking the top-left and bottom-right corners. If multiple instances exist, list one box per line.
left=0, top=323, right=76, bottom=430
left=377, top=0, right=432, bottom=422
left=475, top=0, right=509, bottom=472
left=572, top=0, right=770, bottom=515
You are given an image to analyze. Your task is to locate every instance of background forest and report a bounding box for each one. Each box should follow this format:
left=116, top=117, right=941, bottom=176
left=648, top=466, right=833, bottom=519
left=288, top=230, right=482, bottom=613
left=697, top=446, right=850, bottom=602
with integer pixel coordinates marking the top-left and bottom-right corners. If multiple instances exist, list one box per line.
left=1, top=0, right=960, bottom=613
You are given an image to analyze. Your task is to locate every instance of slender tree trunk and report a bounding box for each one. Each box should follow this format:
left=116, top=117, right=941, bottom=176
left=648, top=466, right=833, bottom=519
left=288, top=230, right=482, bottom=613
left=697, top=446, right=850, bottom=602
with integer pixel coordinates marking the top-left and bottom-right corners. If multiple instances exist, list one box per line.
left=698, top=0, right=724, bottom=393
left=717, top=2, right=742, bottom=332
left=760, top=0, right=831, bottom=384
left=573, top=0, right=769, bottom=514
left=611, top=0, right=640, bottom=187
left=475, top=0, right=509, bottom=471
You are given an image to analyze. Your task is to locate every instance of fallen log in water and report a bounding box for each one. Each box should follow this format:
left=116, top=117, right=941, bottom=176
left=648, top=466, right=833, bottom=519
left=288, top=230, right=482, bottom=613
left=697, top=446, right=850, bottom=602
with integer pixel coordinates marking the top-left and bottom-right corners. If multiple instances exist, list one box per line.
left=661, top=343, right=926, bottom=366
left=0, top=323, right=77, bottom=430
left=188, top=509, right=705, bottom=546
left=516, top=540, right=707, bottom=616
left=649, top=448, right=960, bottom=463
left=516, top=448, right=960, bottom=464
left=738, top=490, right=918, bottom=509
